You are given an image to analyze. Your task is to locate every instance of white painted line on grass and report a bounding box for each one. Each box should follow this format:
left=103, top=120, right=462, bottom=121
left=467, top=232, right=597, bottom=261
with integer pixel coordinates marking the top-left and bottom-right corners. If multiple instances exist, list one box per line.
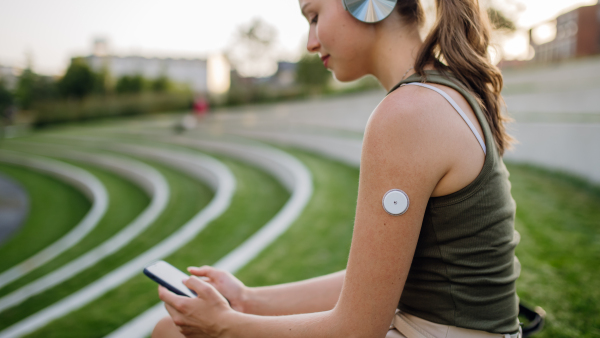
left=0, top=148, right=169, bottom=313
left=105, top=137, right=313, bottom=338
left=0, top=145, right=235, bottom=338
left=0, top=150, right=109, bottom=290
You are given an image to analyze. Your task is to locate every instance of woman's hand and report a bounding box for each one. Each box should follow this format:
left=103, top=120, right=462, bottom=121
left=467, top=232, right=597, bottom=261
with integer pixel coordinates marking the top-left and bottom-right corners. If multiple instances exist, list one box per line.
left=159, top=276, right=235, bottom=338
left=188, top=266, right=249, bottom=313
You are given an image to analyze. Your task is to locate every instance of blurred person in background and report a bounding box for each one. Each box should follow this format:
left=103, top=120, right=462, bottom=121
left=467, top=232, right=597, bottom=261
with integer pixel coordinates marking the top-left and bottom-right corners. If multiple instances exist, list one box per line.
left=154, top=0, right=522, bottom=337
left=193, top=95, right=210, bottom=118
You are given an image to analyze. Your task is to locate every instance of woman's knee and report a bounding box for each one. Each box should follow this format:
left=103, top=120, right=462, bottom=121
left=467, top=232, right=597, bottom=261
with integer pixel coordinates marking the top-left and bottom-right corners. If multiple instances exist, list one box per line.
left=152, top=316, right=184, bottom=338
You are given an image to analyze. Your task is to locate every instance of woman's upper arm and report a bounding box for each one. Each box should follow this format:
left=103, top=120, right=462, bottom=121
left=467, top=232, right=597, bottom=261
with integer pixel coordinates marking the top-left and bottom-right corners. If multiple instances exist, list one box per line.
left=332, top=90, right=449, bottom=337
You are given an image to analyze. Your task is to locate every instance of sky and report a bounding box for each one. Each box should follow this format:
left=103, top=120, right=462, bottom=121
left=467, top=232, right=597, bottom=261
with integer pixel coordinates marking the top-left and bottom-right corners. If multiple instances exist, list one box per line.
left=0, top=0, right=598, bottom=76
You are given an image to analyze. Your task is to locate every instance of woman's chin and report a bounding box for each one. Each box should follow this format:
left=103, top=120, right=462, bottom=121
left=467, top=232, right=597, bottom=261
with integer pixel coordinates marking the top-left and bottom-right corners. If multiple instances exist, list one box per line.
left=331, top=70, right=364, bottom=83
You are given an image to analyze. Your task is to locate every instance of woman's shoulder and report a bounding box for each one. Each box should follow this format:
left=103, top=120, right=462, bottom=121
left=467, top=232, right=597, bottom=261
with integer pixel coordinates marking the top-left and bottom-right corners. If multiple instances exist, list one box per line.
left=366, top=83, right=459, bottom=145
left=362, top=85, right=454, bottom=183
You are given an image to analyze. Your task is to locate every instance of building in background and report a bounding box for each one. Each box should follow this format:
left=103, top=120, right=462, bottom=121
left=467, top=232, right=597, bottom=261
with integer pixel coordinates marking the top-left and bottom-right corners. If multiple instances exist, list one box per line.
left=530, top=3, right=600, bottom=62
left=84, top=38, right=208, bottom=93
left=229, top=61, right=298, bottom=90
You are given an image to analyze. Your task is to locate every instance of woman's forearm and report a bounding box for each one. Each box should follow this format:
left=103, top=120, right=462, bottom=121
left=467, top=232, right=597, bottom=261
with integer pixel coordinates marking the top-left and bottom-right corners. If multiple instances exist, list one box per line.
left=242, top=270, right=345, bottom=316
left=224, top=309, right=345, bottom=338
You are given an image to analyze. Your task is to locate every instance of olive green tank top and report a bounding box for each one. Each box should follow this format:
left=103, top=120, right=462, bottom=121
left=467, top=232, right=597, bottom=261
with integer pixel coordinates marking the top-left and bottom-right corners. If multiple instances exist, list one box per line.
left=388, top=70, right=521, bottom=334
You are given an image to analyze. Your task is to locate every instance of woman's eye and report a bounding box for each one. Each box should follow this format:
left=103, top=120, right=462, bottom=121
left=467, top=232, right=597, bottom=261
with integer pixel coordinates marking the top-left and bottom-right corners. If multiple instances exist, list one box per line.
left=311, top=15, right=318, bottom=24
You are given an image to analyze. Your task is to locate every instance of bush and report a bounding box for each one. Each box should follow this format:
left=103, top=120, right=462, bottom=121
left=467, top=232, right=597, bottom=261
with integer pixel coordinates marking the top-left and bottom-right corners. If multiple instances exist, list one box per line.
left=296, top=54, right=331, bottom=92
left=151, top=76, right=170, bottom=92
left=33, top=92, right=192, bottom=126
left=116, top=75, right=145, bottom=94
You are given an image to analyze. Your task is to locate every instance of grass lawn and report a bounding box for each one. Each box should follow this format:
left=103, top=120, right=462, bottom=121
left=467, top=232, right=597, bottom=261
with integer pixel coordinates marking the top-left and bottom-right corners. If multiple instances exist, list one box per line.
left=508, top=163, right=600, bottom=338
left=215, top=148, right=600, bottom=338
left=236, top=147, right=359, bottom=285
left=237, top=154, right=600, bottom=337
left=0, top=161, right=149, bottom=297
left=0, top=164, right=90, bottom=273
left=4, top=132, right=598, bottom=337
left=0, top=159, right=213, bottom=331
left=26, top=154, right=289, bottom=337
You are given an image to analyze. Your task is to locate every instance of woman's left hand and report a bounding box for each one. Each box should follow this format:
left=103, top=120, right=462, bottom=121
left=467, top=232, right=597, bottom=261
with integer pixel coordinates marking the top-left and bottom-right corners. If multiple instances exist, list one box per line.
left=159, top=276, right=234, bottom=337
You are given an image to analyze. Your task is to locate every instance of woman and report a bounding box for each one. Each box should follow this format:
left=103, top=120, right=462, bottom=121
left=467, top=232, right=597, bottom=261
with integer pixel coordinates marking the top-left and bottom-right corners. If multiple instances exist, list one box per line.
left=153, top=0, right=521, bottom=336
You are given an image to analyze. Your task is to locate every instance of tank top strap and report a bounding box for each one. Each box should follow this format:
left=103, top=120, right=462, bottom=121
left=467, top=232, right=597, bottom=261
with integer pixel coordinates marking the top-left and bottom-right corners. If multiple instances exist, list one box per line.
left=401, top=82, right=487, bottom=155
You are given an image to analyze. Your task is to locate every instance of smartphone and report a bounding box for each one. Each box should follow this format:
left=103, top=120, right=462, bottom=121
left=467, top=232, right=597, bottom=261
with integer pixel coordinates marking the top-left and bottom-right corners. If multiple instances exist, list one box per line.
left=144, top=260, right=197, bottom=298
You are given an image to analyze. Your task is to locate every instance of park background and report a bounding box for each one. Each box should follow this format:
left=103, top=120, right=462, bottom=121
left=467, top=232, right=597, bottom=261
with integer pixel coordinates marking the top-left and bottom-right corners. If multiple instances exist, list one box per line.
left=0, top=0, right=599, bottom=337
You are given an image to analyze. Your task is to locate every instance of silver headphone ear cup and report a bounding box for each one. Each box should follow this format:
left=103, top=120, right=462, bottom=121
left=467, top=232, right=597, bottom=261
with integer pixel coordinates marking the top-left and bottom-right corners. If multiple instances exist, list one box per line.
left=342, top=0, right=398, bottom=23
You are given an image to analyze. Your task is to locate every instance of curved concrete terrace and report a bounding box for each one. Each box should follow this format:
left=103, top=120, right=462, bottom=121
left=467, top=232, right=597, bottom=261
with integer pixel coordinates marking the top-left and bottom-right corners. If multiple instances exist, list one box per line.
left=105, top=136, right=313, bottom=338
left=0, top=174, right=29, bottom=246
left=0, top=146, right=169, bottom=313
left=0, top=150, right=109, bottom=290
left=0, top=143, right=235, bottom=338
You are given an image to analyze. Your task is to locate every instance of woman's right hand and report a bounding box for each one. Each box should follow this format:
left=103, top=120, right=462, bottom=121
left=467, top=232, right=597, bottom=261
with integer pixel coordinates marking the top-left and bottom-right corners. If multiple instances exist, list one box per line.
left=187, top=265, right=250, bottom=313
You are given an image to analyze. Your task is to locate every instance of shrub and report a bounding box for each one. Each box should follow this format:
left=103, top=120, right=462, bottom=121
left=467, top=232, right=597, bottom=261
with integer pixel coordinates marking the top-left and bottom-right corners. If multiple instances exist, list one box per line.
left=33, top=92, right=192, bottom=126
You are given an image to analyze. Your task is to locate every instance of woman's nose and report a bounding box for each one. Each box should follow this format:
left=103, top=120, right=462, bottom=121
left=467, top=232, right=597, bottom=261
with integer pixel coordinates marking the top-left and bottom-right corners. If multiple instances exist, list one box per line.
left=306, top=27, right=321, bottom=53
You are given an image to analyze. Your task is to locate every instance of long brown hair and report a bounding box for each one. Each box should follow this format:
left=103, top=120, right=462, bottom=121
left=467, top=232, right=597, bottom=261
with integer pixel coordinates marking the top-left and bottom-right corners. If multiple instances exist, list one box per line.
left=400, top=0, right=513, bottom=155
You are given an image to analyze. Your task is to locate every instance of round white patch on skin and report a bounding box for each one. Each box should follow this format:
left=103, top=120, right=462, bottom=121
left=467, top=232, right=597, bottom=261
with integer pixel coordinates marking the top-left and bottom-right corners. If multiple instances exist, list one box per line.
left=382, top=189, right=409, bottom=216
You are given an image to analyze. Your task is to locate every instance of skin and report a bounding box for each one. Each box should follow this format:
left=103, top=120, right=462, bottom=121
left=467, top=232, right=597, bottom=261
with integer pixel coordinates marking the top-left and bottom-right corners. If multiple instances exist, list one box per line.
left=153, top=0, right=486, bottom=336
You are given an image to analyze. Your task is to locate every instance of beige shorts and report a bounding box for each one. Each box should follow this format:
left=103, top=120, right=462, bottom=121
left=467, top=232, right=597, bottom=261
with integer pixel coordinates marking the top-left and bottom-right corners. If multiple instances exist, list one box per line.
left=386, top=310, right=522, bottom=338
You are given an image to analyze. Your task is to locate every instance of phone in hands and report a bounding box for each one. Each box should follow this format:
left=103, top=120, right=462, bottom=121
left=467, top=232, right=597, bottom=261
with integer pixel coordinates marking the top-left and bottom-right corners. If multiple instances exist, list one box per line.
left=144, top=260, right=197, bottom=298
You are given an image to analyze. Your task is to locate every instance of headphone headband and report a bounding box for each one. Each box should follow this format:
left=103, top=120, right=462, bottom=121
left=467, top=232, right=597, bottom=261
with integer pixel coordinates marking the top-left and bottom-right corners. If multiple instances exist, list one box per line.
left=342, top=0, right=398, bottom=23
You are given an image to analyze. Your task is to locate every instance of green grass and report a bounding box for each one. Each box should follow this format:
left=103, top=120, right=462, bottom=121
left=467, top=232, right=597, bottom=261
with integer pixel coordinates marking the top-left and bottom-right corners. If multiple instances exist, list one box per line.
left=4, top=133, right=599, bottom=337
left=0, top=164, right=90, bottom=272
left=27, top=155, right=289, bottom=338
left=0, top=159, right=213, bottom=331
left=0, top=161, right=149, bottom=297
left=236, top=155, right=600, bottom=337
left=508, top=163, right=600, bottom=338
left=236, top=147, right=359, bottom=285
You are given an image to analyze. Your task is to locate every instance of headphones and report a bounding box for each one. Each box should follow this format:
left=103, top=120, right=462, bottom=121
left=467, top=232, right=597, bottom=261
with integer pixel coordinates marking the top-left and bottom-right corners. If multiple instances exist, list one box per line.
left=342, top=0, right=398, bottom=23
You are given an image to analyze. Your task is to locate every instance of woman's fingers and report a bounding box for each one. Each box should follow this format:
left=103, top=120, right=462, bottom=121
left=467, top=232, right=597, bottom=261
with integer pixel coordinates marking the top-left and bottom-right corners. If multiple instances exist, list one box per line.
left=158, top=279, right=231, bottom=337
left=158, top=286, right=191, bottom=314
left=184, top=276, right=215, bottom=298
left=158, top=285, right=180, bottom=304
left=164, top=303, right=189, bottom=327
left=187, top=265, right=216, bottom=278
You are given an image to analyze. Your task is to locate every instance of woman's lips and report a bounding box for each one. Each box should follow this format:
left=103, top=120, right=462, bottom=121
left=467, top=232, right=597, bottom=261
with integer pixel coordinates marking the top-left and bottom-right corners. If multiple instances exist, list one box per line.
left=321, top=55, right=330, bottom=67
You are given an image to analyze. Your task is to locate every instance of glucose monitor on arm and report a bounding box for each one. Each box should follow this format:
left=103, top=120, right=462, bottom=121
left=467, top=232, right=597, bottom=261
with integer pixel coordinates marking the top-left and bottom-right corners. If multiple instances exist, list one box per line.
left=382, top=189, right=409, bottom=216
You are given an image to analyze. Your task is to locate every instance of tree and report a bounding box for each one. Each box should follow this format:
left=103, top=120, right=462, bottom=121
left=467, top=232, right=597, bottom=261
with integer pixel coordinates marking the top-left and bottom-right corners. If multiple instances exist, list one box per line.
left=295, top=54, right=331, bottom=92
left=487, top=7, right=516, bottom=33
left=0, top=79, right=13, bottom=115
left=14, top=68, right=37, bottom=109
left=115, top=75, right=145, bottom=94
left=14, top=68, right=58, bottom=109
left=93, top=66, right=110, bottom=95
left=226, top=18, right=279, bottom=78
left=59, top=58, right=95, bottom=99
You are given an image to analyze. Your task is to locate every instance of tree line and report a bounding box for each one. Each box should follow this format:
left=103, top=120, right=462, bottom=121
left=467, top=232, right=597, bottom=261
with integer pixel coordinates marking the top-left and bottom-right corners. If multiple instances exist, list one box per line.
left=0, top=57, right=180, bottom=113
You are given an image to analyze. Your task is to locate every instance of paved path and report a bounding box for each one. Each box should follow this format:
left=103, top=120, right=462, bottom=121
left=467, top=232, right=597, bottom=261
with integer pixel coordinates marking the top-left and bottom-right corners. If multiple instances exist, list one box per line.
left=0, top=143, right=235, bottom=338
left=105, top=136, right=313, bottom=338
left=190, top=58, right=600, bottom=184
left=0, top=174, right=29, bottom=246
left=0, top=146, right=169, bottom=314
left=0, top=151, right=109, bottom=290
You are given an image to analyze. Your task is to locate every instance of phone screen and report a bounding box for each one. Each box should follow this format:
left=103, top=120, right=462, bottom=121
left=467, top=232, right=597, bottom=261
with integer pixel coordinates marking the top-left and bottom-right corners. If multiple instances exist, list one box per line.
left=144, top=261, right=197, bottom=298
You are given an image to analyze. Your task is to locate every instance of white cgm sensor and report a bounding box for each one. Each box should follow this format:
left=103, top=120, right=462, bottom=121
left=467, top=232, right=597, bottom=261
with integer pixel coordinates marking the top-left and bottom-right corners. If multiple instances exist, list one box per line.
left=382, top=189, right=409, bottom=216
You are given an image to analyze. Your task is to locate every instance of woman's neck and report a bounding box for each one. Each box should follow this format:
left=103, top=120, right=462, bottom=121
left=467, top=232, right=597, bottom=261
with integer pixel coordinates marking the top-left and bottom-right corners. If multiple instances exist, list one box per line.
left=369, top=24, right=424, bottom=91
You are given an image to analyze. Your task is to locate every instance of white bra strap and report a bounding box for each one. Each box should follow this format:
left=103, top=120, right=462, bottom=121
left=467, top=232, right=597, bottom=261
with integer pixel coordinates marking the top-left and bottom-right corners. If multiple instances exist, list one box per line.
left=402, top=82, right=487, bottom=155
